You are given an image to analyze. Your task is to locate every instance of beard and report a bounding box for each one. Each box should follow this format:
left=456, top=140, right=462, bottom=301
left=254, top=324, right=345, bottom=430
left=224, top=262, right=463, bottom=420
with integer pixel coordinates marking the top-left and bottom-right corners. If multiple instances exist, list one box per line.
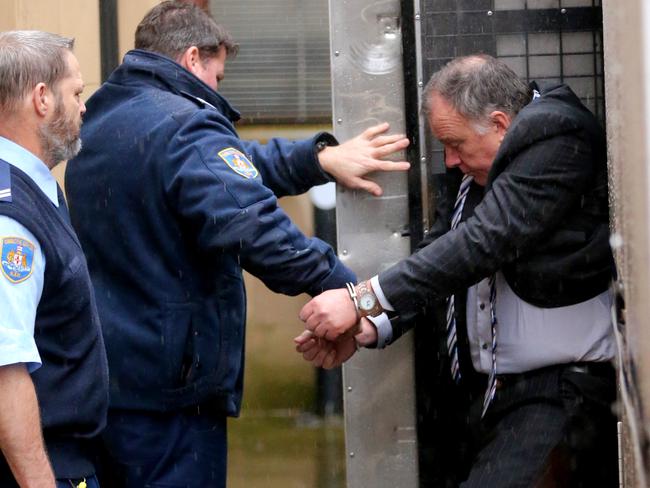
left=38, top=99, right=82, bottom=168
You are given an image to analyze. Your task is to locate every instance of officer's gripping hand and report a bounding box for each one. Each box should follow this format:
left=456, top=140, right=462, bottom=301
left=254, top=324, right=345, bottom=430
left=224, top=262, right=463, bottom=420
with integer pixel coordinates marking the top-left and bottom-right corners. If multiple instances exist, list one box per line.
left=299, top=288, right=358, bottom=341
left=318, top=122, right=410, bottom=197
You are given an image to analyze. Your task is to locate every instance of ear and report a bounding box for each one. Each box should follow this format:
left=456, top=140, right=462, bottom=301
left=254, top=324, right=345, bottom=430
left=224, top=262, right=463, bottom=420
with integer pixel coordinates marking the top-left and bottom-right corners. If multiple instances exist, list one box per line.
left=177, top=46, right=201, bottom=75
left=31, top=82, right=51, bottom=118
left=489, top=110, right=512, bottom=138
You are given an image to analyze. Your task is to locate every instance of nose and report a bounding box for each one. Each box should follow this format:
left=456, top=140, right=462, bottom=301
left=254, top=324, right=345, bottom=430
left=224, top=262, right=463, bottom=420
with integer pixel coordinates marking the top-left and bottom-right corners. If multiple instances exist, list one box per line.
left=444, top=146, right=461, bottom=168
left=80, top=101, right=87, bottom=117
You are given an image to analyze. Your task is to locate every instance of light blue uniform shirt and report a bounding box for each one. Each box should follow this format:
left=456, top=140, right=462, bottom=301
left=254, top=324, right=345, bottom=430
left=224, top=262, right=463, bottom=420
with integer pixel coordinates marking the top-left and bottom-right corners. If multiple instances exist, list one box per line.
left=0, top=137, right=59, bottom=372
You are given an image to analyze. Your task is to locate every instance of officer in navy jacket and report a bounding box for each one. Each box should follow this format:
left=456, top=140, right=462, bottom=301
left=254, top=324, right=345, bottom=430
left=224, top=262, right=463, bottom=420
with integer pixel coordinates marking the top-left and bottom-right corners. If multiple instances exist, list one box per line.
left=64, top=2, right=409, bottom=487
left=0, top=32, right=107, bottom=488
left=299, top=55, right=617, bottom=487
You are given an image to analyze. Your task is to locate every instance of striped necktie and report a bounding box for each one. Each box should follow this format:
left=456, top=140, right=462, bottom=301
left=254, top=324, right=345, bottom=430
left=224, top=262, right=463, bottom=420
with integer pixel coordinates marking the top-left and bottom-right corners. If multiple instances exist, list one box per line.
left=445, top=174, right=473, bottom=382
left=482, top=275, right=498, bottom=417
left=444, top=174, right=499, bottom=417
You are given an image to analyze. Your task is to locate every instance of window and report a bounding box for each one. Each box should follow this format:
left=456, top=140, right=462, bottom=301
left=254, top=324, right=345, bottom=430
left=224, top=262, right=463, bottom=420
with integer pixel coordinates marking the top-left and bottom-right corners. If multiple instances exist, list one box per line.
left=210, top=0, right=332, bottom=124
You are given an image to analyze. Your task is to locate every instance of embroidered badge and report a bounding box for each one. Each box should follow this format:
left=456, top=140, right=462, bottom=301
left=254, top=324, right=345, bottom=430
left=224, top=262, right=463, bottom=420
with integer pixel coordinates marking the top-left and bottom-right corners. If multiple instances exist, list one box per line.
left=218, top=148, right=259, bottom=179
left=1, top=237, right=35, bottom=284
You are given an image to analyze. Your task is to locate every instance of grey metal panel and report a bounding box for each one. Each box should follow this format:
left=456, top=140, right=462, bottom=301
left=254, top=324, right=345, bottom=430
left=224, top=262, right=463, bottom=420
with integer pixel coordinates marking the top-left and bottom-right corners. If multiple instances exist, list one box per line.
left=329, top=1, right=419, bottom=487
left=603, top=1, right=650, bottom=485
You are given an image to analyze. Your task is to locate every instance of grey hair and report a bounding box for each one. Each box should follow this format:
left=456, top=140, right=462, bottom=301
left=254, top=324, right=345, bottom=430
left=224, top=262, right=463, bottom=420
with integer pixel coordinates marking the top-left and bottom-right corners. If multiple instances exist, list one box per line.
left=422, top=54, right=531, bottom=129
left=135, top=1, right=238, bottom=62
left=0, top=30, right=74, bottom=114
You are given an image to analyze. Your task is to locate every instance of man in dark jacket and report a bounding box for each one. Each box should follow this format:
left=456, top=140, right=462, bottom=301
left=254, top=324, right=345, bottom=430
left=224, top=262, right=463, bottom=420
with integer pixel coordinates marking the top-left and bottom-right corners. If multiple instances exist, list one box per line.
left=0, top=31, right=108, bottom=488
left=65, top=2, right=409, bottom=487
left=298, top=55, right=617, bottom=487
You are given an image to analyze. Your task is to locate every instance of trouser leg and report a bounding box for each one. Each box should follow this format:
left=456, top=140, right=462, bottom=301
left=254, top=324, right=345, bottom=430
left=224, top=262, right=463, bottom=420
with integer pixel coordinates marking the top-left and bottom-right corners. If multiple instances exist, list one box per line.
left=99, top=408, right=227, bottom=488
left=461, top=364, right=617, bottom=488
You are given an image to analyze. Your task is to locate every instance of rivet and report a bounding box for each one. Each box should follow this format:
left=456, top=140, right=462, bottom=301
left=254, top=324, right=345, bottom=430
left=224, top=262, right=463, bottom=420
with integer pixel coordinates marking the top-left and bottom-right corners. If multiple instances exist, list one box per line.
left=487, top=10, right=493, bottom=16
left=342, top=249, right=348, bottom=255
left=418, top=80, right=423, bottom=87
left=334, top=50, right=340, bottom=56
left=415, top=14, right=421, bottom=20
left=420, top=157, right=426, bottom=163
left=337, top=118, right=343, bottom=124
left=561, top=8, right=567, bottom=14
left=349, top=452, right=355, bottom=458
left=347, top=386, right=352, bottom=392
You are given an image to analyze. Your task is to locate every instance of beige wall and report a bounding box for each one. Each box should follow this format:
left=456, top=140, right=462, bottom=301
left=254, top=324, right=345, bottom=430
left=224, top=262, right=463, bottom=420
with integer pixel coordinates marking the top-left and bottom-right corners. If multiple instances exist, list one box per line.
left=0, top=0, right=102, bottom=185
left=117, top=0, right=159, bottom=58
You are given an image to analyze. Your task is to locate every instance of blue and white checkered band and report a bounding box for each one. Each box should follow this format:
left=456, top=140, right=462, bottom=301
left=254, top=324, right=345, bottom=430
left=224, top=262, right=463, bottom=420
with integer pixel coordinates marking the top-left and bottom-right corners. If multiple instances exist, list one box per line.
left=0, top=159, right=11, bottom=202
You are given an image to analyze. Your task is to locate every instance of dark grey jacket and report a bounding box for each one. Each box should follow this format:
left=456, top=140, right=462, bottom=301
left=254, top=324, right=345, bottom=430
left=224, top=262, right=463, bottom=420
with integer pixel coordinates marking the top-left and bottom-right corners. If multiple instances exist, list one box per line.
left=381, top=81, right=613, bottom=343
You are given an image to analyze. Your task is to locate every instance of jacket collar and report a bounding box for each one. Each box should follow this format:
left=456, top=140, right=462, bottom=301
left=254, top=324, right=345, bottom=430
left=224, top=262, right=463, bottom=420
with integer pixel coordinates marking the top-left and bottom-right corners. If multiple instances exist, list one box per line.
left=110, top=49, right=241, bottom=122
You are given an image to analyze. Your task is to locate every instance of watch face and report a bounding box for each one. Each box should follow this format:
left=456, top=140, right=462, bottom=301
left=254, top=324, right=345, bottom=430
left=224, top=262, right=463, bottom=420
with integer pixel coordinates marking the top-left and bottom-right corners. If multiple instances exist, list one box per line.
left=359, top=293, right=376, bottom=311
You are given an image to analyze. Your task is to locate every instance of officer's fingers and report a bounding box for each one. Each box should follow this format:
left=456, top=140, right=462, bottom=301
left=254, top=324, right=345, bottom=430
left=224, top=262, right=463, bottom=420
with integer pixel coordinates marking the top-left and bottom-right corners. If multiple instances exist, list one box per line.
left=298, top=301, right=314, bottom=323
left=324, top=325, right=347, bottom=341
left=370, top=159, right=411, bottom=172
left=353, top=177, right=383, bottom=197
left=360, top=122, right=390, bottom=140
left=373, top=139, right=411, bottom=159
left=370, top=134, right=408, bottom=148
left=312, top=322, right=329, bottom=339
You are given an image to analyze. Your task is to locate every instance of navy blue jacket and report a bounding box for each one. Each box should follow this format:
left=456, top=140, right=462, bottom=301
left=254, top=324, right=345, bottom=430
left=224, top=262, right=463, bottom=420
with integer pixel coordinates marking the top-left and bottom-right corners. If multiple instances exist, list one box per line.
left=65, top=50, right=354, bottom=416
left=0, top=162, right=108, bottom=480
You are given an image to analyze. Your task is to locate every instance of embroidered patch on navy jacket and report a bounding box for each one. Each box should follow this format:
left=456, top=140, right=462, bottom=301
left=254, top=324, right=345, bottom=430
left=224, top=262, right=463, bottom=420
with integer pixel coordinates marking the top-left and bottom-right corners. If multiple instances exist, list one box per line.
left=219, top=148, right=259, bottom=179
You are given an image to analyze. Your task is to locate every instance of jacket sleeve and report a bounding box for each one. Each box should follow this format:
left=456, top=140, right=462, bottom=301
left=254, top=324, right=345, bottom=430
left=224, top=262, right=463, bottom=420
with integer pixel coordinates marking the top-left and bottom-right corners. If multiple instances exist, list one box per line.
left=378, top=129, right=594, bottom=314
left=163, top=114, right=354, bottom=296
left=239, top=132, right=337, bottom=198
left=380, top=171, right=459, bottom=344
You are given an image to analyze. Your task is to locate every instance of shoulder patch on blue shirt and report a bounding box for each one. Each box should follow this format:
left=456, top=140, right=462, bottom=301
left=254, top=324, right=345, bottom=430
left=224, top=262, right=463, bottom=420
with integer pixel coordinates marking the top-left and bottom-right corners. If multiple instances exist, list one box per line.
left=0, top=159, right=11, bottom=202
left=1, top=237, right=35, bottom=284
left=218, top=148, right=259, bottom=179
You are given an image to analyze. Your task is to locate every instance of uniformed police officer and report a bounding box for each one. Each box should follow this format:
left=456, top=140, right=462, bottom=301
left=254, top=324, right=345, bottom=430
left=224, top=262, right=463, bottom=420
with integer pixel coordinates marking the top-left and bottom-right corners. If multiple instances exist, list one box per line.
left=64, top=2, right=409, bottom=487
left=0, top=31, right=108, bottom=488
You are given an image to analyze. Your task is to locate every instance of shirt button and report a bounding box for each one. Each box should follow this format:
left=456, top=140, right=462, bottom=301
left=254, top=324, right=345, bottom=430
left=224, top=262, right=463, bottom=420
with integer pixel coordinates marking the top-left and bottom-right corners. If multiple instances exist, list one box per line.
left=479, top=303, right=486, bottom=310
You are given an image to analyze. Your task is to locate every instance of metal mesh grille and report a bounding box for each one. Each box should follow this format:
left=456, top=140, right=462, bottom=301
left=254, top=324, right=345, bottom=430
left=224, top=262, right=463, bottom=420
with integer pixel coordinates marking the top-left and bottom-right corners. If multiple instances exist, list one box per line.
left=421, top=0, right=604, bottom=119
left=209, top=0, right=332, bottom=124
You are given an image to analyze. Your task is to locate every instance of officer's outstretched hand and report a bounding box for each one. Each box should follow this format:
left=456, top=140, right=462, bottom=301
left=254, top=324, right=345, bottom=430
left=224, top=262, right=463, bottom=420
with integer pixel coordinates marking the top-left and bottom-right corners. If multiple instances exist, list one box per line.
left=299, top=288, right=358, bottom=341
left=318, top=122, right=410, bottom=196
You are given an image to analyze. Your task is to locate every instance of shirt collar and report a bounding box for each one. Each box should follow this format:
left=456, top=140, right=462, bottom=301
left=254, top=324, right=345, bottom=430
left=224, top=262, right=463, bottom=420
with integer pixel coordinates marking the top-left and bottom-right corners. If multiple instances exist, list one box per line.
left=0, top=136, right=59, bottom=207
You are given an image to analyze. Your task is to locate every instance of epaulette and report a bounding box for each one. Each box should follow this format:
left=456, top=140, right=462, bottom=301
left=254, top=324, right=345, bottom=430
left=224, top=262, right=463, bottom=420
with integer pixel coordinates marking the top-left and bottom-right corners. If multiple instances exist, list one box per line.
left=0, top=159, right=11, bottom=202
